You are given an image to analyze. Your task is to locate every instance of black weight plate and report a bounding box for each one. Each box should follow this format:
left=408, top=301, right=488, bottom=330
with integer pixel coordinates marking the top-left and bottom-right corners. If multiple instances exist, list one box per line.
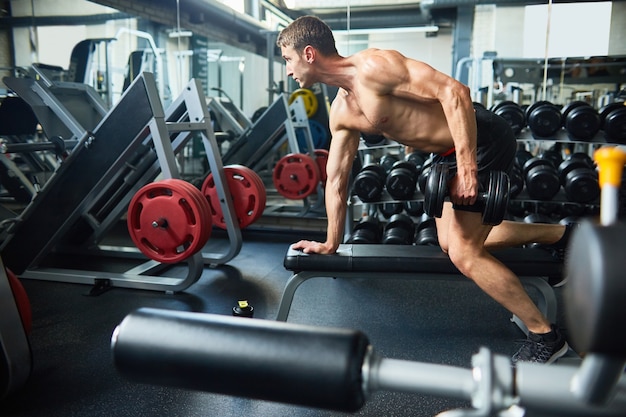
left=525, top=166, right=561, bottom=200
left=379, top=154, right=399, bottom=174
left=598, top=102, right=625, bottom=125
left=495, top=103, right=526, bottom=136
left=523, top=156, right=553, bottom=176
left=483, top=170, right=510, bottom=225
left=603, top=107, right=626, bottom=144
left=527, top=101, right=562, bottom=138
left=558, top=158, right=589, bottom=184
left=564, top=105, right=601, bottom=141
left=564, top=167, right=599, bottom=203
left=353, top=164, right=385, bottom=202
left=561, top=101, right=590, bottom=121
left=424, top=163, right=448, bottom=218
left=386, top=161, right=419, bottom=200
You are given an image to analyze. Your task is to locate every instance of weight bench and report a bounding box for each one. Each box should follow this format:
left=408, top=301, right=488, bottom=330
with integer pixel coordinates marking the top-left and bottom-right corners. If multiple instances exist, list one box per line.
left=278, top=244, right=563, bottom=333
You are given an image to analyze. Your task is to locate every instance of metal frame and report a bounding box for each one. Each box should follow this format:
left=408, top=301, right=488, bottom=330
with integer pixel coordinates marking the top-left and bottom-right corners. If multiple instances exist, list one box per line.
left=3, top=73, right=242, bottom=293
left=275, top=270, right=556, bottom=336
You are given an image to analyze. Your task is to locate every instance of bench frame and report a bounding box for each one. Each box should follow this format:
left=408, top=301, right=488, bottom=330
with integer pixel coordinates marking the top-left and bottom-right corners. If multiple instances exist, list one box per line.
left=277, top=244, right=561, bottom=335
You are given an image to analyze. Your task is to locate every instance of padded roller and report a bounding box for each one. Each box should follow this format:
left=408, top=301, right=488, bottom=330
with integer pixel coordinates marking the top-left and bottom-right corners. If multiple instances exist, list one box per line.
left=112, top=308, right=369, bottom=412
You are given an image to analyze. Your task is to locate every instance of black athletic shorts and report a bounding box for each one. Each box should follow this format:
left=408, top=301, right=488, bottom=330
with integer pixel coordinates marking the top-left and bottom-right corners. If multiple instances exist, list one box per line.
left=433, top=106, right=516, bottom=213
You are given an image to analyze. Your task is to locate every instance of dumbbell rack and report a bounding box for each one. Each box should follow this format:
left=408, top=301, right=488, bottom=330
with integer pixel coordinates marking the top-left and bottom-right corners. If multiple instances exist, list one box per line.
left=347, top=124, right=625, bottom=240
left=0, top=72, right=244, bottom=293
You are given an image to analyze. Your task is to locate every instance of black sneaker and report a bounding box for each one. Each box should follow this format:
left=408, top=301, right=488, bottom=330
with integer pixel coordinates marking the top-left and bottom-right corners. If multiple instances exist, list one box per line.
left=511, top=324, right=569, bottom=365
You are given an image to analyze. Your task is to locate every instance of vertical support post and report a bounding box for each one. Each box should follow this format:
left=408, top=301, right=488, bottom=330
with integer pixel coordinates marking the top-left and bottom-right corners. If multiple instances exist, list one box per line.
left=452, top=6, right=475, bottom=86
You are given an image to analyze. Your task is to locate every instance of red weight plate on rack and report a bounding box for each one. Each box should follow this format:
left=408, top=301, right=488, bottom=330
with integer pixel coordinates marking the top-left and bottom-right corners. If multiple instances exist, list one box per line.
left=202, top=165, right=266, bottom=229
left=272, top=153, right=320, bottom=199
left=127, top=179, right=212, bottom=263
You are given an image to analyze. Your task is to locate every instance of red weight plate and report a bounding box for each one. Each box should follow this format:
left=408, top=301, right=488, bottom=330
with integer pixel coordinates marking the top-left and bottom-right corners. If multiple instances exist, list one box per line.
left=127, top=179, right=211, bottom=263
left=202, top=165, right=266, bottom=229
left=272, top=153, right=320, bottom=199
left=6, top=268, right=32, bottom=334
left=172, top=179, right=213, bottom=247
left=314, top=149, right=329, bottom=185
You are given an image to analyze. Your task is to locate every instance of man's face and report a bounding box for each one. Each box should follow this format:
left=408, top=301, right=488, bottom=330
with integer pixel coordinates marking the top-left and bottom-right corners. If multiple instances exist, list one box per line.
left=281, top=45, right=311, bottom=88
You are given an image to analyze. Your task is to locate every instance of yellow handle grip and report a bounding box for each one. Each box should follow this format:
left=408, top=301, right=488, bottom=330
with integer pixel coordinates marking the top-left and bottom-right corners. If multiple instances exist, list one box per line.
left=594, top=147, right=626, bottom=188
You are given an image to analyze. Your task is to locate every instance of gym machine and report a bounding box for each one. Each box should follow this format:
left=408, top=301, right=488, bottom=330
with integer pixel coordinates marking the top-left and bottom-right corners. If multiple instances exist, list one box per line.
left=0, top=73, right=110, bottom=202
left=111, top=216, right=626, bottom=416
left=0, top=72, right=243, bottom=293
left=218, top=90, right=325, bottom=215
left=0, top=257, right=31, bottom=401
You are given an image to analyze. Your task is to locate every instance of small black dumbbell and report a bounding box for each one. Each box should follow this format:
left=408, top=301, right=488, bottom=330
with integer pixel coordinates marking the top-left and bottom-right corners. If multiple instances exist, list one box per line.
left=523, top=156, right=561, bottom=201
left=379, top=154, right=399, bottom=175
left=562, top=101, right=601, bottom=141
left=491, top=100, right=526, bottom=136
left=353, top=164, right=385, bottom=202
left=418, top=157, right=433, bottom=194
left=423, top=163, right=510, bottom=225
left=361, top=133, right=386, bottom=147
left=526, top=101, right=562, bottom=139
left=385, top=160, right=419, bottom=200
left=403, top=200, right=424, bottom=217
left=347, top=216, right=382, bottom=244
left=599, top=102, right=626, bottom=144
left=404, top=151, right=428, bottom=172
left=379, top=202, right=403, bottom=219
left=558, top=154, right=599, bottom=204
left=382, top=213, right=414, bottom=245
left=414, top=215, right=439, bottom=246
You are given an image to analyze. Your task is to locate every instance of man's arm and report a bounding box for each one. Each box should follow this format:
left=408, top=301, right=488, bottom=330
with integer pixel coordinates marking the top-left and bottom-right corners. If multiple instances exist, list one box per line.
left=367, top=51, right=479, bottom=204
left=292, top=125, right=360, bottom=254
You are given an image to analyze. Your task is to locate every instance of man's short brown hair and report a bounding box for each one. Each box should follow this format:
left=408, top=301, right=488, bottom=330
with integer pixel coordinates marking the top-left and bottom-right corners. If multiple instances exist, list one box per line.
left=277, top=15, right=338, bottom=56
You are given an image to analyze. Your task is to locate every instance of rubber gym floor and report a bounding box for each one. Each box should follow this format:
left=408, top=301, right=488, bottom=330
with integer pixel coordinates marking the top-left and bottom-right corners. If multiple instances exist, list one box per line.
left=1, top=220, right=574, bottom=417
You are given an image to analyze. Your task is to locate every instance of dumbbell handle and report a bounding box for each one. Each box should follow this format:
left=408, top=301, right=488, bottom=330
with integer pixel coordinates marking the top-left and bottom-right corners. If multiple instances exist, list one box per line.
left=594, top=147, right=626, bottom=226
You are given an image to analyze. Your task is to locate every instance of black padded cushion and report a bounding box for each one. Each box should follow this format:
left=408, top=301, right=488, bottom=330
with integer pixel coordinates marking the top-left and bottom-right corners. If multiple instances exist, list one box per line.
left=113, top=308, right=369, bottom=412
left=284, top=244, right=562, bottom=277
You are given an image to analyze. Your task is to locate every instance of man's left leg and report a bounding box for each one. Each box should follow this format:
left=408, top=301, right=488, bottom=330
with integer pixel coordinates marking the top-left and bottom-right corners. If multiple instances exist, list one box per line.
left=438, top=205, right=569, bottom=364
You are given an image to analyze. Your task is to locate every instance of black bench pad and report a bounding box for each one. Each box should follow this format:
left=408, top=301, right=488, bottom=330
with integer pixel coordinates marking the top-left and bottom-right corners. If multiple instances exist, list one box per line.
left=284, top=244, right=562, bottom=278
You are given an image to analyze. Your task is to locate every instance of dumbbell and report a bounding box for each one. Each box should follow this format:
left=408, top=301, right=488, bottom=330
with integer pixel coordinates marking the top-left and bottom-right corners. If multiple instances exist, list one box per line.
left=558, top=154, right=599, bottom=203
left=404, top=151, right=427, bottom=172
left=515, top=148, right=533, bottom=169
left=598, top=102, right=626, bottom=144
left=561, top=101, right=601, bottom=141
left=538, top=147, right=564, bottom=169
left=382, top=213, right=414, bottom=245
left=526, top=101, right=562, bottom=138
left=522, top=156, right=561, bottom=201
left=353, top=164, right=385, bottom=202
left=379, top=154, right=399, bottom=175
left=361, top=133, right=386, bottom=147
left=491, top=100, right=526, bottom=136
left=385, top=160, right=419, bottom=200
left=414, top=215, right=438, bottom=246
left=418, top=157, right=433, bottom=194
left=379, top=202, right=403, bottom=219
left=403, top=200, right=424, bottom=217
left=423, top=163, right=510, bottom=226
left=346, top=216, right=382, bottom=244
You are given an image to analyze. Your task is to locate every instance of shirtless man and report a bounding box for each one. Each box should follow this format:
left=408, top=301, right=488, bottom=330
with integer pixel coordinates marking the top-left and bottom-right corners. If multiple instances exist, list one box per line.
left=277, top=15, right=572, bottom=364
